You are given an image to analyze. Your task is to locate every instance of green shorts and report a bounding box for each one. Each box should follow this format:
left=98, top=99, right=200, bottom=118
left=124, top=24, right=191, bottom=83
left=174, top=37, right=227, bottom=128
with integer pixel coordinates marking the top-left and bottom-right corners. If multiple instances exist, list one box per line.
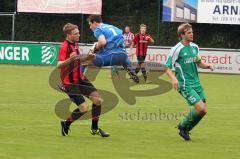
left=178, top=85, right=206, bottom=106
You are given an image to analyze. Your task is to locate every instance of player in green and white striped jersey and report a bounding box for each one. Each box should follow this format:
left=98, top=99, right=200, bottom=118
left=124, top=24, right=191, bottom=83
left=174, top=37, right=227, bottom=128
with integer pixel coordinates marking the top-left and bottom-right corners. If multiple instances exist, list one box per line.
left=165, top=23, right=213, bottom=141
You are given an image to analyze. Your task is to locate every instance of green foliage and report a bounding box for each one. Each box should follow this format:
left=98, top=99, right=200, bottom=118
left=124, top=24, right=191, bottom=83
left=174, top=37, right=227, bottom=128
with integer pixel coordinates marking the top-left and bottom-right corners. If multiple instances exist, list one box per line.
left=0, top=0, right=239, bottom=48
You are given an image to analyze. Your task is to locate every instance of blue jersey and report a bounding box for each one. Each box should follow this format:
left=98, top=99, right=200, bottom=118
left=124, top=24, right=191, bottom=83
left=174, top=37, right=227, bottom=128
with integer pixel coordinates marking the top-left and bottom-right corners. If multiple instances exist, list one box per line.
left=93, top=23, right=125, bottom=54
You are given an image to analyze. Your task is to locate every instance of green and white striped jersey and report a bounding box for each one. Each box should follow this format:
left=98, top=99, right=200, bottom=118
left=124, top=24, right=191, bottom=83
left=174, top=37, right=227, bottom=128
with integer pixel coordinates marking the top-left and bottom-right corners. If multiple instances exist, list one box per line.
left=165, top=41, right=201, bottom=89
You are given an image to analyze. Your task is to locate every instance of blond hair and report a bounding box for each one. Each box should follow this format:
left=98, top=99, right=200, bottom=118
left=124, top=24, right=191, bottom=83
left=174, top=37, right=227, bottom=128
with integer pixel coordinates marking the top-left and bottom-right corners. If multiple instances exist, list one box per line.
left=177, top=23, right=192, bottom=39
left=140, top=24, right=147, bottom=28
left=63, top=23, right=78, bottom=34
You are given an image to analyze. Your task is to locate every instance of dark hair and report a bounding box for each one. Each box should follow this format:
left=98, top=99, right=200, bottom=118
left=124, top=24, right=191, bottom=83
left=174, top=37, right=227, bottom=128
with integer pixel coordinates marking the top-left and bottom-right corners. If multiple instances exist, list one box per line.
left=87, top=15, right=102, bottom=23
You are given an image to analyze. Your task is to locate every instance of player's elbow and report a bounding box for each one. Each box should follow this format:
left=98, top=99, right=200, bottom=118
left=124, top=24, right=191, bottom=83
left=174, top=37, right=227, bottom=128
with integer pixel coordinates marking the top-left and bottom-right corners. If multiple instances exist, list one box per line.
left=98, top=36, right=107, bottom=48
left=99, top=39, right=107, bottom=47
left=164, top=66, right=170, bottom=73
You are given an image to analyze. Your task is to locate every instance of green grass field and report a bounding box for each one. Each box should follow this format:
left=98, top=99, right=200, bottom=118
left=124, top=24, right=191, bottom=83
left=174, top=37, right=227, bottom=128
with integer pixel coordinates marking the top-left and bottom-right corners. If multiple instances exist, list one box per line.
left=0, top=65, right=240, bottom=159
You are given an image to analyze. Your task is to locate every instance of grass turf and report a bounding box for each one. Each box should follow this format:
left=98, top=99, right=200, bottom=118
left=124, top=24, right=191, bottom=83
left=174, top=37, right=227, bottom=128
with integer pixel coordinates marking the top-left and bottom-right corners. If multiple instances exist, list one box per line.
left=0, top=65, right=240, bottom=159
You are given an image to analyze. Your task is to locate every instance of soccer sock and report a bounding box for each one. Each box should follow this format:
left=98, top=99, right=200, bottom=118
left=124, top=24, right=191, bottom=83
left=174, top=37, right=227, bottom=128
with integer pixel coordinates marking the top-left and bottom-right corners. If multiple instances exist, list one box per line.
left=141, top=67, right=147, bottom=81
left=135, top=67, right=140, bottom=74
left=179, top=107, right=202, bottom=131
left=66, top=108, right=86, bottom=126
left=91, top=104, right=101, bottom=130
left=188, top=114, right=203, bottom=131
left=124, top=66, right=136, bottom=77
left=111, top=66, right=119, bottom=76
left=83, top=66, right=88, bottom=75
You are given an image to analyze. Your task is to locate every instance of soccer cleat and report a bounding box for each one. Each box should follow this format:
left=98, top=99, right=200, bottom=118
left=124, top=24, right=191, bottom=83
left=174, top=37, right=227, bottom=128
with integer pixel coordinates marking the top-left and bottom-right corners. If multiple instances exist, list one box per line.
left=61, top=120, right=70, bottom=136
left=178, top=125, right=191, bottom=141
left=90, top=128, right=110, bottom=137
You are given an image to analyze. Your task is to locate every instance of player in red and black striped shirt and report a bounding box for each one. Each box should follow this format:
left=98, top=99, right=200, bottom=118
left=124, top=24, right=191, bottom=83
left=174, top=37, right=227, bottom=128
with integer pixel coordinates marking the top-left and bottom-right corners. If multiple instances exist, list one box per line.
left=130, top=24, right=154, bottom=83
left=57, top=23, right=109, bottom=137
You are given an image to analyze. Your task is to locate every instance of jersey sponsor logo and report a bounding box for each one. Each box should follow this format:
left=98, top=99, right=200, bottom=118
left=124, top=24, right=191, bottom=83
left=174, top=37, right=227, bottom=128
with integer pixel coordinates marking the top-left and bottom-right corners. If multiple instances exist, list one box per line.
left=41, top=46, right=57, bottom=64
left=184, top=57, right=198, bottom=64
left=139, top=40, right=148, bottom=43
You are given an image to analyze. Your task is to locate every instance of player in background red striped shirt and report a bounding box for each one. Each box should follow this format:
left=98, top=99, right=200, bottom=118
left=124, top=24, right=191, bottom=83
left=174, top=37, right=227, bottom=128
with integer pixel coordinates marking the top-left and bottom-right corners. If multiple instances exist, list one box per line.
left=130, top=24, right=154, bottom=83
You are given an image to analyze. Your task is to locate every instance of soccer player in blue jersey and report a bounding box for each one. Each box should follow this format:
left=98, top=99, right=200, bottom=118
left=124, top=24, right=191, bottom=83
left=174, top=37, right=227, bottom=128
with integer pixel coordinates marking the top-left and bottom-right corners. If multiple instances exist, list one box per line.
left=87, top=15, right=139, bottom=83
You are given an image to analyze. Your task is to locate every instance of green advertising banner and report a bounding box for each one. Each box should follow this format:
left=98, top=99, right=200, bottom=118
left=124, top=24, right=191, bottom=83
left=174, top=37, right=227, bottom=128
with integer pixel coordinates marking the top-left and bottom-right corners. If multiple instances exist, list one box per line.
left=0, top=42, right=60, bottom=65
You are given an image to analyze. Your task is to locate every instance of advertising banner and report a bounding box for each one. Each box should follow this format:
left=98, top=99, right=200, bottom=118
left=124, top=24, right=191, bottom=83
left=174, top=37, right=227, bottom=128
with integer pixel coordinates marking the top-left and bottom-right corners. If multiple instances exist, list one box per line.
left=162, top=0, right=240, bottom=25
left=79, top=45, right=240, bottom=74
left=17, top=0, right=102, bottom=14
left=1, top=42, right=239, bottom=74
left=127, top=47, right=240, bottom=74
left=0, top=43, right=60, bottom=65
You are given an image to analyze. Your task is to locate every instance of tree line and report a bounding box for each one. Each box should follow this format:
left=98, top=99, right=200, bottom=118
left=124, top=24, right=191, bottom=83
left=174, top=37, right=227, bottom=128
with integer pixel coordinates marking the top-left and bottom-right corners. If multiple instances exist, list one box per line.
left=0, top=0, right=239, bottom=49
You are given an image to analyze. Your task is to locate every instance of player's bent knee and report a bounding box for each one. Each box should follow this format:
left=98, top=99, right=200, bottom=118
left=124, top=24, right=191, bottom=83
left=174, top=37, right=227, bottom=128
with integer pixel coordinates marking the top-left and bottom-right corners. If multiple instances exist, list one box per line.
left=89, top=92, right=103, bottom=106
left=202, top=106, right=207, bottom=115
left=93, top=97, right=103, bottom=106
left=199, top=106, right=207, bottom=116
left=79, top=103, right=89, bottom=112
left=195, top=101, right=207, bottom=115
left=140, top=63, right=145, bottom=67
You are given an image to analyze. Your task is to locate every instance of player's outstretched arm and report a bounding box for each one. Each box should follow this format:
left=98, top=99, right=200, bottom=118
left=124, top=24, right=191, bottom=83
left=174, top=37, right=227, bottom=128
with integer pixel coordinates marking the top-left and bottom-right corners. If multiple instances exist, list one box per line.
left=164, top=68, right=179, bottom=90
left=57, top=52, right=95, bottom=69
left=147, top=35, right=154, bottom=44
left=197, top=56, right=214, bottom=71
left=97, top=35, right=107, bottom=48
left=129, top=43, right=135, bottom=56
left=89, top=35, right=107, bottom=53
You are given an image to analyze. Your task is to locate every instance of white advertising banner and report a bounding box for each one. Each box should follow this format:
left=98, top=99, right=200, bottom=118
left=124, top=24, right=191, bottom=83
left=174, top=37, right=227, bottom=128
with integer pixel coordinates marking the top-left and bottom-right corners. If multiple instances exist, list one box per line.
left=17, top=0, right=102, bottom=14
left=128, top=47, right=240, bottom=74
left=80, top=45, right=240, bottom=74
left=197, top=0, right=240, bottom=24
left=162, top=0, right=240, bottom=25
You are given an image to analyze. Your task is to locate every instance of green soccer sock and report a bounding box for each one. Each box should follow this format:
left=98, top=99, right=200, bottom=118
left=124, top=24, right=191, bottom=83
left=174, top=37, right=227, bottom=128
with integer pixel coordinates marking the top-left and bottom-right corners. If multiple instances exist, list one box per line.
left=180, top=107, right=202, bottom=131
left=188, top=114, right=203, bottom=131
left=83, top=66, right=88, bottom=75
left=111, top=66, right=119, bottom=76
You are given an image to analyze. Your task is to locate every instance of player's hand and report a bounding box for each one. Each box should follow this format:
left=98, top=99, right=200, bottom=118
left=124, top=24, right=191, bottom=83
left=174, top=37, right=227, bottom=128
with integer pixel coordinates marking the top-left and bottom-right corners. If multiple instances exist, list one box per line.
left=70, top=52, right=77, bottom=61
left=208, top=64, right=214, bottom=71
left=172, top=78, right=179, bottom=90
left=86, top=52, right=96, bottom=61
left=146, top=36, right=151, bottom=41
left=128, top=53, right=134, bottom=57
left=129, top=49, right=134, bottom=56
left=90, top=42, right=98, bottom=53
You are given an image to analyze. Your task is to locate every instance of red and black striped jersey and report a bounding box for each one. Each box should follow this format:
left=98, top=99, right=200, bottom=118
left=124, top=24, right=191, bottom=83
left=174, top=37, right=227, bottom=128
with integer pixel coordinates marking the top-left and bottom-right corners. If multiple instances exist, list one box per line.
left=58, top=40, right=85, bottom=86
left=133, top=33, right=152, bottom=56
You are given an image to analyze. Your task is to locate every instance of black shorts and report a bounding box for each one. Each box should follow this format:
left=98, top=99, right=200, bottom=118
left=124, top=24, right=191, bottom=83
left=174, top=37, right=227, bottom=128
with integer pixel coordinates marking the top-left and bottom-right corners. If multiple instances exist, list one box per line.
left=64, top=79, right=97, bottom=106
left=137, top=55, right=146, bottom=64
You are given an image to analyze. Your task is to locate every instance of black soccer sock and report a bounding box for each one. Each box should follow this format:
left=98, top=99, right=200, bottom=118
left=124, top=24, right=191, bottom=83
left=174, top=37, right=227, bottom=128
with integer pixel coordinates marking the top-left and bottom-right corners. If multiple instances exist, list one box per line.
left=141, top=67, right=147, bottom=81
left=67, top=108, right=86, bottom=126
left=91, top=104, right=101, bottom=130
left=135, top=67, right=140, bottom=74
left=124, top=66, right=136, bottom=77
